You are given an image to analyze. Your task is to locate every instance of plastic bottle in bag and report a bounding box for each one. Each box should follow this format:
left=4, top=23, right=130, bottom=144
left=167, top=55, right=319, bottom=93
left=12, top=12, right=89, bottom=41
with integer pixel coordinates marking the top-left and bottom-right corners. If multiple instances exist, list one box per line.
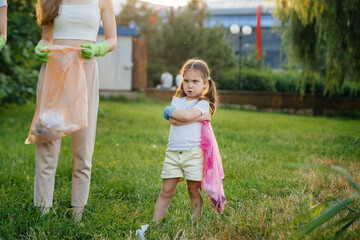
left=25, top=45, right=88, bottom=144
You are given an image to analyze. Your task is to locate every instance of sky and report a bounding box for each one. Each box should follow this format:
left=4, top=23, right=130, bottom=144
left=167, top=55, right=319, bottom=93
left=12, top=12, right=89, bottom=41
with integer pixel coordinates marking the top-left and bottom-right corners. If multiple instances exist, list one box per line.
left=112, top=0, right=189, bottom=14
left=112, top=0, right=276, bottom=13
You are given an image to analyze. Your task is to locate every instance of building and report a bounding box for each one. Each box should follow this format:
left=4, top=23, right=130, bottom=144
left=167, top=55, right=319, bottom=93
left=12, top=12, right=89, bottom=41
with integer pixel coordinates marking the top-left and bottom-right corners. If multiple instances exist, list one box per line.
left=205, top=0, right=284, bottom=69
left=96, top=27, right=137, bottom=94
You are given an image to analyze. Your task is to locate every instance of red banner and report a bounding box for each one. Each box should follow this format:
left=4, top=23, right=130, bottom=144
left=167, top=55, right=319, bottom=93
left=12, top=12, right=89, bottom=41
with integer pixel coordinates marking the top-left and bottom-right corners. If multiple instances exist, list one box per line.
left=256, top=5, right=262, bottom=59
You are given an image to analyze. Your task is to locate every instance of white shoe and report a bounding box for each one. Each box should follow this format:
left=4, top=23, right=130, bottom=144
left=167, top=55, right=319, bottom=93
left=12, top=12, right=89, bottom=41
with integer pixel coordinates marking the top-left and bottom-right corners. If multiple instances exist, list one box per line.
left=135, top=224, right=149, bottom=240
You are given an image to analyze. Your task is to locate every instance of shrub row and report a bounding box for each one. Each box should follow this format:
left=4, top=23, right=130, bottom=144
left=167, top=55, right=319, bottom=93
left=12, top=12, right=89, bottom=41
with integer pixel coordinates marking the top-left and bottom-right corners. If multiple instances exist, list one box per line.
left=216, top=68, right=359, bottom=98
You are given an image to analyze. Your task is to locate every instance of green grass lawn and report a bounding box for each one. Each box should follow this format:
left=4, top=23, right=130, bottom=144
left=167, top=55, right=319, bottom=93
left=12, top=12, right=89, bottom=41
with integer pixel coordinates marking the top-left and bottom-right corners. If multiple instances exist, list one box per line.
left=0, top=98, right=359, bottom=239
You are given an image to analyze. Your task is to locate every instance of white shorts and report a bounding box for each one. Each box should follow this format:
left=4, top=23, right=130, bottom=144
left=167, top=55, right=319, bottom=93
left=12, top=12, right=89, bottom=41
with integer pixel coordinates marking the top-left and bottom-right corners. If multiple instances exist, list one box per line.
left=161, top=146, right=204, bottom=181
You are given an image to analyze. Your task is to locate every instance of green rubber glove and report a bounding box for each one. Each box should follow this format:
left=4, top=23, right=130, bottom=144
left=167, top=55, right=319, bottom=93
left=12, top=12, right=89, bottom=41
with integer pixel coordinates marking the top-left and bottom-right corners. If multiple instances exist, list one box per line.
left=0, top=37, right=5, bottom=50
left=34, top=43, right=50, bottom=62
left=81, top=41, right=109, bottom=59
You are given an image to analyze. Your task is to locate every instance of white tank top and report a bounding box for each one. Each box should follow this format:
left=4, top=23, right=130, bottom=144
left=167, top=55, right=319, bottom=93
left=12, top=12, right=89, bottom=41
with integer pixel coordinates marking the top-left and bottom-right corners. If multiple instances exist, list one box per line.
left=53, top=0, right=101, bottom=41
left=0, top=0, right=7, bottom=7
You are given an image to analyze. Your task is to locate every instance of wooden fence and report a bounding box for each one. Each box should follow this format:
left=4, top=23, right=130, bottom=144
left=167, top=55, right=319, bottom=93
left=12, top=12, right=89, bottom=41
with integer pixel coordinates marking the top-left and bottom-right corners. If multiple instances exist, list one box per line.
left=144, top=88, right=360, bottom=115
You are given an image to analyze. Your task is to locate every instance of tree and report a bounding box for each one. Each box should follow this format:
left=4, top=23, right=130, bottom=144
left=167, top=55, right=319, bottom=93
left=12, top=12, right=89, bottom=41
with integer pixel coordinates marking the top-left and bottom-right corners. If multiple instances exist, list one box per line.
left=116, top=0, right=235, bottom=87
left=147, top=0, right=235, bottom=86
left=274, top=0, right=360, bottom=96
left=116, top=0, right=156, bottom=39
left=0, top=0, right=40, bottom=106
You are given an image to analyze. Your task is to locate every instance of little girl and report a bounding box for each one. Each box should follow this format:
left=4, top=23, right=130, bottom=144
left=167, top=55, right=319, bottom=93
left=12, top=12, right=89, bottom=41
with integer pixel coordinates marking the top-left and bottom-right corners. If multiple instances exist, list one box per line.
left=153, top=58, right=218, bottom=222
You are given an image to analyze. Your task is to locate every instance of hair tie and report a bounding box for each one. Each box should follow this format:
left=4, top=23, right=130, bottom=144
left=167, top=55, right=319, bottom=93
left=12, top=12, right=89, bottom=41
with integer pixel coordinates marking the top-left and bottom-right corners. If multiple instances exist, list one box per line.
left=207, top=77, right=211, bottom=81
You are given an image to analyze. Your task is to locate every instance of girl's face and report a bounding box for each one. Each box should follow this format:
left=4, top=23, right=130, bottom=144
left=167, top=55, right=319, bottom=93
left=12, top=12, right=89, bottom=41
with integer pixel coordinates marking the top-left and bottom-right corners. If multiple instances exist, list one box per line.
left=182, top=69, right=207, bottom=100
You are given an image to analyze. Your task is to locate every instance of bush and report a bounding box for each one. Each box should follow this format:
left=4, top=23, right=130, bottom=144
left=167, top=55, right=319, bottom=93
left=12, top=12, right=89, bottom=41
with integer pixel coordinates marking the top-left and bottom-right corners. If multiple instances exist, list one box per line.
left=342, top=80, right=360, bottom=98
left=216, top=68, right=276, bottom=92
left=216, top=66, right=360, bottom=98
left=0, top=0, right=40, bottom=106
left=273, top=70, right=299, bottom=93
left=242, top=68, right=276, bottom=92
left=273, top=71, right=325, bottom=94
left=215, top=68, right=238, bottom=90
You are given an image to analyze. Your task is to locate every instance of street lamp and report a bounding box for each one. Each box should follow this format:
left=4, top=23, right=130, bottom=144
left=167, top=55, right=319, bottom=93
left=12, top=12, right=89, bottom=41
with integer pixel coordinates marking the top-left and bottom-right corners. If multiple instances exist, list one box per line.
left=230, top=24, right=252, bottom=90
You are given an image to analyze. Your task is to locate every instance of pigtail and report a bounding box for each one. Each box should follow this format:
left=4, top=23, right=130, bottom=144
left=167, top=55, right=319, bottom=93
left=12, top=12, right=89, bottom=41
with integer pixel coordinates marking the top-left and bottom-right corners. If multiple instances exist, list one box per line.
left=203, top=78, right=218, bottom=115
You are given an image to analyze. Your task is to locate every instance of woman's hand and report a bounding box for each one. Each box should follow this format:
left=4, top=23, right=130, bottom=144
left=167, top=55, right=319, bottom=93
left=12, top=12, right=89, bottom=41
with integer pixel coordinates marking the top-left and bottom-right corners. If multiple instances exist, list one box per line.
left=35, top=24, right=53, bottom=62
left=81, top=42, right=109, bottom=59
left=0, top=36, right=5, bottom=50
left=34, top=43, right=50, bottom=62
left=0, top=5, right=7, bottom=50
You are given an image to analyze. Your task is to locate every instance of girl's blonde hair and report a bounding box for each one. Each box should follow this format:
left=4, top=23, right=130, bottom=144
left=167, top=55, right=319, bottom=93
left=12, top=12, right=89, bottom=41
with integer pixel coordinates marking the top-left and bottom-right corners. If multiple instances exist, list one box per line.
left=36, top=0, right=62, bottom=26
left=174, top=58, right=218, bottom=115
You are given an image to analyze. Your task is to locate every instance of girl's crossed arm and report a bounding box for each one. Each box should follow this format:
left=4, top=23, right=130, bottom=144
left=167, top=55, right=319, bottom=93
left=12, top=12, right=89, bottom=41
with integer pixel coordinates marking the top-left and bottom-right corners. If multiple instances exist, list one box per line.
left=170, top=110, right=211, bottom=126
left=171, top=108, right=202, bottom=122
left=164, top=98, right=210, bottom=125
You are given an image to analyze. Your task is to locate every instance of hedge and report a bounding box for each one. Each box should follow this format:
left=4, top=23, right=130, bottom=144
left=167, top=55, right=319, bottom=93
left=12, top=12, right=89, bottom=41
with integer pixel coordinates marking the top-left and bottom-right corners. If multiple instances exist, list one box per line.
left=216, top=68, right=359, bottom=98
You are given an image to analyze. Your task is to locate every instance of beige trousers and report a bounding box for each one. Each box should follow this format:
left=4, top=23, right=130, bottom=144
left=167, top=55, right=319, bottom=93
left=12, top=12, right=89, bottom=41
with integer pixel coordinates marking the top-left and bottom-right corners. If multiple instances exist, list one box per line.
left=34, top=58, right=99, bottom=208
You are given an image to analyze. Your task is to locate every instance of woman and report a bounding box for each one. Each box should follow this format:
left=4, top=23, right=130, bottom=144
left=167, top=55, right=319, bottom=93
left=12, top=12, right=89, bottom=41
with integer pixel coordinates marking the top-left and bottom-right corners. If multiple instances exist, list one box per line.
left=34, top=0, right=117, bottom=221
left=0, top=0, right=7, bottom=50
